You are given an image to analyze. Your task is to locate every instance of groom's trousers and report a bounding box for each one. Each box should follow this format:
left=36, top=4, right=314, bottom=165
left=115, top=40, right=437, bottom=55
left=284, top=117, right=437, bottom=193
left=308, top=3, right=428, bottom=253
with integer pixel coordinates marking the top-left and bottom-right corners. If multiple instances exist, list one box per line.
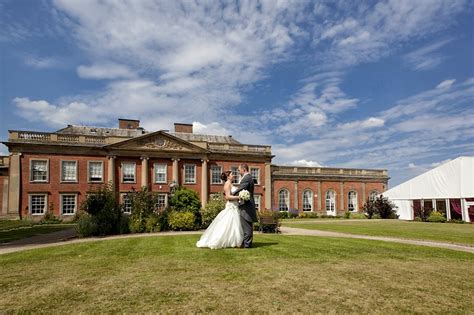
left=240, top=217, right=253, bottom=248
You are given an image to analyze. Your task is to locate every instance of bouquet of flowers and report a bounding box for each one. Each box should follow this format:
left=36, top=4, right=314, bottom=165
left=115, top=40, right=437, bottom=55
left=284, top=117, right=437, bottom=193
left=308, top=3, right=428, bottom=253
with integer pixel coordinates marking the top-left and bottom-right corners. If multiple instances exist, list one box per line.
left=238, top=189, right=251, bottom=201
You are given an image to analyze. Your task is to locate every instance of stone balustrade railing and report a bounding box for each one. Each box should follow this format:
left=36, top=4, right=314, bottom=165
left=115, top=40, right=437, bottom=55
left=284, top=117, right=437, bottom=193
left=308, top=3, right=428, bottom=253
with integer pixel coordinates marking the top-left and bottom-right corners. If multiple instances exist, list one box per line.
left=9, top=131, right=108, bottom=145
left=274, top=166, right=388, bottom=177
left=208, top=143, right=271, bottom=153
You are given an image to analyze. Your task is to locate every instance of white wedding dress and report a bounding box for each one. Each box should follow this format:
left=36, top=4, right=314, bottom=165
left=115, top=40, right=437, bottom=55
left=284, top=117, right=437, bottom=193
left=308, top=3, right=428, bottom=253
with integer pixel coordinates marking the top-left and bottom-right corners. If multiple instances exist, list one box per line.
left=196, top=187, right=243, bottom=249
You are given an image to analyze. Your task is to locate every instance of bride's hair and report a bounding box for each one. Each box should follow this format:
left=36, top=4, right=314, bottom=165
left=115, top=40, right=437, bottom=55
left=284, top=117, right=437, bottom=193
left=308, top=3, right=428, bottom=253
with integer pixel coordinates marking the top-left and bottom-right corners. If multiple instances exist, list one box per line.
left=220, top=170, right=232, bottom=181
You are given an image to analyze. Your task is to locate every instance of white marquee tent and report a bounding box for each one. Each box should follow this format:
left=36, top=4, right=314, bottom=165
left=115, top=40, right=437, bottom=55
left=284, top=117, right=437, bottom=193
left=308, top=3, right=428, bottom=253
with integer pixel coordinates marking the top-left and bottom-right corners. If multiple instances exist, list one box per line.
left=383, top=156, right=474, bottom=222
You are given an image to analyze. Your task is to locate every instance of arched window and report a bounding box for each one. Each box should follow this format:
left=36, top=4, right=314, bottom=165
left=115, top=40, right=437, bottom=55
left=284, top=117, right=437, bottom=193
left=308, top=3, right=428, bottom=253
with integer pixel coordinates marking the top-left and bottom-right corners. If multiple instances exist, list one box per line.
left=369, top=190, right=379, bottom=201
left=278, top=189, right=290, bottom=211
left=326, top=190, right=335, bottom=214
left=348, top=191, right=358, bottom=212
left=302, top=190, right=313, bottom=212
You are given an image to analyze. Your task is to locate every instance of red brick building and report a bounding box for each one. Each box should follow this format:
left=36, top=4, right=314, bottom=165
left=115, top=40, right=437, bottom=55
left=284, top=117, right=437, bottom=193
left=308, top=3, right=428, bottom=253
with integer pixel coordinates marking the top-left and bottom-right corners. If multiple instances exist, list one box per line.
left=0, top=119, right=388, bottom=219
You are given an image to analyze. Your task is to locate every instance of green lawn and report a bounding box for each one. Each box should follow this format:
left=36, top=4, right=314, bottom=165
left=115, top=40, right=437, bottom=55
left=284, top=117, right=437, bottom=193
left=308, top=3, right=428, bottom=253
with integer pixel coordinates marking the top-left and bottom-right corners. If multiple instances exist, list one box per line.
left=0, top=219, right=36, bottom=231
left=1, top=235, right=472, bottom=313
left=282, top=219, right=474, bottom=245
left=0, top=224, right=74, bottom=243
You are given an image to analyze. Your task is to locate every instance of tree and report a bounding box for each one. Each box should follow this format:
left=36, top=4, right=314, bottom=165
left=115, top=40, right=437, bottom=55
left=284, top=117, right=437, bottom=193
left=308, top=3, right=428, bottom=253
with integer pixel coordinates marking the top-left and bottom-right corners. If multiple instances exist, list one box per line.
left=363, top=195, right=398, bottom=219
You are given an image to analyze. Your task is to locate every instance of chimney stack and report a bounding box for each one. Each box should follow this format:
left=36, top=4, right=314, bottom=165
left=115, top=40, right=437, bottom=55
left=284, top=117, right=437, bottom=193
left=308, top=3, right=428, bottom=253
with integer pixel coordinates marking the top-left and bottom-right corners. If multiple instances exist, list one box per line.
left=119, top=118, right=140, bottom=129
left=174, top=123, right=193, bottom=133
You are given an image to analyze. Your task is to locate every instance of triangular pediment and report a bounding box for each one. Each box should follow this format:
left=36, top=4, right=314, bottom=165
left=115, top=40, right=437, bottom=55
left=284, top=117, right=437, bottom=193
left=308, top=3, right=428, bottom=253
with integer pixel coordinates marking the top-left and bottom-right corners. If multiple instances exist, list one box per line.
left=105, top=131, right=208, bottom=153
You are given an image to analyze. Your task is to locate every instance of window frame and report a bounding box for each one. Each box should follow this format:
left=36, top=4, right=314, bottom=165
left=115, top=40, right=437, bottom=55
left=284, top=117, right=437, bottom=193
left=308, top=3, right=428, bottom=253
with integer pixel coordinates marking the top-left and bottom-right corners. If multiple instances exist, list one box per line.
left=156, top=193, right=168, bottom=211
left=29, top=194, right=48, bottom=215
left=231, top=166, right=240, bottom=184
left=60, top=193, right=77, bottom=216
left=254, top=194, right=261, bottom=211
left=278, top=189, right=290, bottom=212
left=121, top=193, right=132, bottom=214
left=154, top=163, right=168, bottom=184
left=210, top=165, right=223, bottom=185
left=302, top=189, right=313, bottom=212
left=184, top=164, right=196, bottom=184
left=348, top=191, right=358, bottom=212
left=30, top=159, right=49, bottom=183
left=250, top=167, right=260, bottom=185
left=87, top=161, right=104, bottom=183
left=326, top=190, right=336, bottom=213
left=121, top=162, right=136, bottom=183
left=369, top=190, right=379, bottom=202
left=61, top=160, right=78, bottom=183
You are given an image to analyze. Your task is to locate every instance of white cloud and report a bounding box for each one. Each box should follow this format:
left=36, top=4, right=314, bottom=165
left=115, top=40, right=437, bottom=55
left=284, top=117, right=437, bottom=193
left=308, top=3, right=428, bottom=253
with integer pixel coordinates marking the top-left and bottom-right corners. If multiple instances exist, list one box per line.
left=339, top=117, right=385, bottom=130
left=24, top=56, right=64, bottom=69
left=436, top=79, right=456, bottom=89
left=292, top=159, right=322, bottom=167
left=192, top=122, right=230, bottom=136
left=403, top=38, right=452, bottom=71
left=77, top=63, right=136, bottom=80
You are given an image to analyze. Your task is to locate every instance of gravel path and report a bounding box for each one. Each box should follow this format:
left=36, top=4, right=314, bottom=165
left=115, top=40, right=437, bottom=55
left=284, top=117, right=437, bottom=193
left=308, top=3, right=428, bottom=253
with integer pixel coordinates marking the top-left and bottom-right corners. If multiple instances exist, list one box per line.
left=281, top=226, right=474, bottom=253
left=1, top=226, right=472, bottom=255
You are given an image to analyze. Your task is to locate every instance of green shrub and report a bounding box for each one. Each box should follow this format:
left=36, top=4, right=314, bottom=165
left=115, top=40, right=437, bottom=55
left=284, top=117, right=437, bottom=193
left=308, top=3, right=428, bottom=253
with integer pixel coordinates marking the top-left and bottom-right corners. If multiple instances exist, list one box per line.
left=349, top=213, right=367, bottom=219
left=448, top=219, right=465, bottom=224
left=169, top=187, right=202, bottom=226
left=145, top=213, right=161, bottom=232
left=298, top=212, right=319, bottom=219
left=200, top=194, right=225, bottom=228
left=278, top=211, right=289, bottom=219
left=372, top=213, right=381, bottom=219
left=127, top=187, right=159, bottom=233
left=80, top=184, right=122, bottom=235
left=40, top=206, right=62, bottom=224
left=168, top=211, right=196, bottom=231
left=344, top=211, right=351, bottom=219
left=75, top=213, right=98, bottom=237
left=413, top=216, right=422, bottom=222
left=427, top=211, right=447, bottom=223
left=363, top=195, right=398, bottom=219
left=119, top=215, right=130, bottom=234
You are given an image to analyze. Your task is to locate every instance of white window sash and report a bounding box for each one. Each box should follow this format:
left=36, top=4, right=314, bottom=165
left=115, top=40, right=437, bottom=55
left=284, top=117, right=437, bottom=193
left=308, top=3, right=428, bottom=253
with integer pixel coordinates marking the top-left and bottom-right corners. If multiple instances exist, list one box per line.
left=61, top=161, right=77, bottom=182
left=88, top=161, right=103, bottom=182
left=154, top=163, right=167, bottom=183
left=122, top=163, right=136, bottom=183
left=61, top=194, right=77, bottom=215
left=30, top=160, right=48, bottom=182
left=184, top=164, right=196, bottom=184
left=30, top=194, right=47, bottom=215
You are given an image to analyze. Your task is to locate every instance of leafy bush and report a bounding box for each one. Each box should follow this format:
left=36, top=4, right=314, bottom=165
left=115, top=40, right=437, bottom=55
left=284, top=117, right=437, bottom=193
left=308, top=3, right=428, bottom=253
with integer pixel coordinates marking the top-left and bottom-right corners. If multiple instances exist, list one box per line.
left=363, top=195, right=398, bottom=219
left=289, top=209, right=299, bottom=218
left=75, top=213, right=98, bottom=237
left=278, top=211, right=289, bottom=219
left=427, top=211, right=447, bottom=223
left=168, top=211, right=196, bottom=231
left=448, top=219, right=465, bottom=224
left=169, top=187, right=202, bottom=226
left=413, top=216, right=422, bottom=222
left=298, top=212, right=319, bottom=219
left=145, top=213, right=161, bottom=232
left=119, top=215, right=130, bottom=234
left=344, top=211, right=351, bottom=219
left=127, top=188, right=159, bottom=233
left=40, top=205, right=62, bottom=224
left=349, top=213, right=367, bottom=219
left=80, top=184, right=123, bottom=235
left=200, top=193, right=225, bottom=228
left=372, top=214, right=381, bottom=219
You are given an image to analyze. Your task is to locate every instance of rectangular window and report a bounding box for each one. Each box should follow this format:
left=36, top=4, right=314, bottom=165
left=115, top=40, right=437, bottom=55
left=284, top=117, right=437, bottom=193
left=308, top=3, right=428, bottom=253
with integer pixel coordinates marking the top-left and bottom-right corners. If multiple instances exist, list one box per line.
left=254, top=195, right=261, bottom=210
left=88, top=161, right=103, bottom=182
left=156, top=193, right=167, bottom=211
left=184, top=164, right=196, bottom=184
left=30, top=160, right=48, bottom=182
left=122, top=193, right=132, bottom=214
left=154, top=163, right=167, bottom=183
left=61, top=161, right=77, bottom=182
left=250, top=167, right=260, bottom=185
left=61, top=194, right=77, bottom=215
left=122, top=162, right=136, bottom=183
left=231, top=166, right=240, bottom=184
left=210, top=165, right=222, bottom=184
left=30, top=194, right=47, bottom=215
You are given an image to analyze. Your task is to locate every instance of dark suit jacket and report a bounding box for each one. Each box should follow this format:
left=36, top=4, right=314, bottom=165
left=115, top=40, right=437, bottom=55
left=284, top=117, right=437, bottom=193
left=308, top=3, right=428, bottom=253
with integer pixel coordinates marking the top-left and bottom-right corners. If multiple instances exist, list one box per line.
left=232, top=173, right=258, bottom=222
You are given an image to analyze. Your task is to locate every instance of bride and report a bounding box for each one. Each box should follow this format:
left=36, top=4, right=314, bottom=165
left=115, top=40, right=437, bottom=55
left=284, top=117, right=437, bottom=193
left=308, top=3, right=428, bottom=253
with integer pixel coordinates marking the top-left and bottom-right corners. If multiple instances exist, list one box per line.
left=196, top=171, right=243, bottom=249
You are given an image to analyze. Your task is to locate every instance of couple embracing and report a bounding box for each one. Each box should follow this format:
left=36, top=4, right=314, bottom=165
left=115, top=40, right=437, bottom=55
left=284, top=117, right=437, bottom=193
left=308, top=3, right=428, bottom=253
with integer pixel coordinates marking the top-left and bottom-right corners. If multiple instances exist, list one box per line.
left=196, top=163, right=257, bottom=249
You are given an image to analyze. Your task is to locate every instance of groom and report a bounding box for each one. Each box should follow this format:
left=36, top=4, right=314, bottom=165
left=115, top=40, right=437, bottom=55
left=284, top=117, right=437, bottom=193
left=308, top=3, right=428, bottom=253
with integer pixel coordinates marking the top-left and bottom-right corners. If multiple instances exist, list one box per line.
left=233, top=163, right=257, bottom=248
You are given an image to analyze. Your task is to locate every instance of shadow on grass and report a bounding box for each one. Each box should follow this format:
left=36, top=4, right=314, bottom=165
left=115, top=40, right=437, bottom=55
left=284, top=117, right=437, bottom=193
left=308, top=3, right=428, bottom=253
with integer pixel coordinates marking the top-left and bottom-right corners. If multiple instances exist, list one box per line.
left=252, top=242, right=278, bottom=248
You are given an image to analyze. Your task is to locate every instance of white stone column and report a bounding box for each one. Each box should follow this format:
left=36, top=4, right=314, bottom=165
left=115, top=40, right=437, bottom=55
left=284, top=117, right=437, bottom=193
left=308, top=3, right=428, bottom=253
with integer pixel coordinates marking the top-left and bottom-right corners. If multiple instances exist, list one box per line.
left=264, top=163, right=272, bottom=210
left=107, top=156, right=116, bottom=191
left=7, top=152, right=21, bottom=218
left=201, top=159, right=208, bottom=207
left=172, top=158, right=179, bottom=185
left=317, top=181, right=322, bottom=212
left=340, top=182, right=344, bottom=212
left=141, top=156, right=149, bottom=188
left=446, top=199, right=451, bottom=221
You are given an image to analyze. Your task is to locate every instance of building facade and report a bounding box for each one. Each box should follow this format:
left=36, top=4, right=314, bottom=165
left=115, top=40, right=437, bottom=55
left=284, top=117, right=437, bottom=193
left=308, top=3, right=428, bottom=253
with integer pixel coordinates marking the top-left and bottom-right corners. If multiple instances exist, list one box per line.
left=0, top=119, right=388, bottom=219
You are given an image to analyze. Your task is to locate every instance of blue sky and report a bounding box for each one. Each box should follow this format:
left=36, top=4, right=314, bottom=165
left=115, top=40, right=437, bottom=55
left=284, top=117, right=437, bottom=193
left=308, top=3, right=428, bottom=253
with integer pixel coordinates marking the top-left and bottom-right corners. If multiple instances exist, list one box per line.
left=1, top=0, right=473, bottom=187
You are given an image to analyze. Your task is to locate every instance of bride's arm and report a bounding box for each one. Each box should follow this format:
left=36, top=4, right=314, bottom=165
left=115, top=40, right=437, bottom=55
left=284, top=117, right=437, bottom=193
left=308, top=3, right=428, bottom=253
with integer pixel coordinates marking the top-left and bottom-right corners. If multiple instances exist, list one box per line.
left=224, top=182, right=240, bottom=201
